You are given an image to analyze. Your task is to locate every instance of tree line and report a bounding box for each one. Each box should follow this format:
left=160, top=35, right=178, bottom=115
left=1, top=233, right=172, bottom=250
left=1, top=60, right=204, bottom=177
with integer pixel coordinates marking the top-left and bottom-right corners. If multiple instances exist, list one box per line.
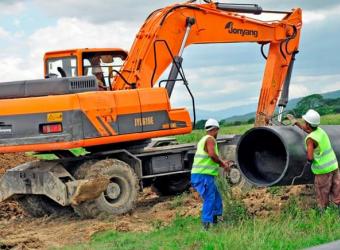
left=194, top=94, right=340, bottom=129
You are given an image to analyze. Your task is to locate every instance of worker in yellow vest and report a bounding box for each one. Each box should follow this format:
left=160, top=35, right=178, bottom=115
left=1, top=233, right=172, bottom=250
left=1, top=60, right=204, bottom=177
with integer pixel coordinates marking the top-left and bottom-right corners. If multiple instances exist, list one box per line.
left=288, top=109, right=340, bottom=211
left=191, top=118, right=230, bottom=230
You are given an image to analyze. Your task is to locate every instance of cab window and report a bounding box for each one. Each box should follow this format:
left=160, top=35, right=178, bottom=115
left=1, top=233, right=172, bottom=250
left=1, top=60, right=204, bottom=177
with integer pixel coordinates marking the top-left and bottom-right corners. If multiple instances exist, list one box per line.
left=82, top=52, right=125, bottom=90
left=46, top=57, right=77, bottom=78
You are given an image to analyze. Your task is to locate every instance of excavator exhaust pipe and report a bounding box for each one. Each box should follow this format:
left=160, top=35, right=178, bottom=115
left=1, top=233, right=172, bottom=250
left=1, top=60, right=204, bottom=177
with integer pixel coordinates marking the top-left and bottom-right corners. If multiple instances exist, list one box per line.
left=236, top=126, right=340, bottom=187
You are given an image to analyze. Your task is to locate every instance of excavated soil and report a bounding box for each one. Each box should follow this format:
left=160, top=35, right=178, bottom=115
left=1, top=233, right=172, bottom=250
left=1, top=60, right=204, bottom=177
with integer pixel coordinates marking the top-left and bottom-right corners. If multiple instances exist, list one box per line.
left=0, top=153, right=33, bottom=175
left=0, top=153, right=316, bottom=249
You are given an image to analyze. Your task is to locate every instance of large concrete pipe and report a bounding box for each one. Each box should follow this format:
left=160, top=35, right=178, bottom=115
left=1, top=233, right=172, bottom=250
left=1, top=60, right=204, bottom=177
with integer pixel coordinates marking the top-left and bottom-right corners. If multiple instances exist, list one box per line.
left=236, top=126, right=340, bottom=187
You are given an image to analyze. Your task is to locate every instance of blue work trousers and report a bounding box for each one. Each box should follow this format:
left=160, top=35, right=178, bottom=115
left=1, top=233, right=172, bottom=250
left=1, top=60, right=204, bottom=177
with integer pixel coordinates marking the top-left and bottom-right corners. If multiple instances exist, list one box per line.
left=191, top=173, right=223, bottom=223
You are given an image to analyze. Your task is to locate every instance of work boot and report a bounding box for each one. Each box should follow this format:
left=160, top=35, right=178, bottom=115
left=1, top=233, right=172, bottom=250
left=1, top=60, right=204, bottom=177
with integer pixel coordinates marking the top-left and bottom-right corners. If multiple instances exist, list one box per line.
left=202, top=222, right=210, bottom=231
left=213, top=215, right=224, bottom=225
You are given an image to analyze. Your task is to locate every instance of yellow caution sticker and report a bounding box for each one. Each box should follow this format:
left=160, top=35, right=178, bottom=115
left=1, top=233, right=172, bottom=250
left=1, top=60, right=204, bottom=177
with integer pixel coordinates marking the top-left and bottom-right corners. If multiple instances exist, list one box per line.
left=47, top=112, right=63, bottom=122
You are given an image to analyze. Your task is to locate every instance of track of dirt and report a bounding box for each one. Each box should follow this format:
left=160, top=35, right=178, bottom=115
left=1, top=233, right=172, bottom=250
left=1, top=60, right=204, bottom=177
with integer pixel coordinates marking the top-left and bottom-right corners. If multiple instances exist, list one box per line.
left=0, top=189, right=201, bottom=249
left=0, top=153, right=316, bottom=249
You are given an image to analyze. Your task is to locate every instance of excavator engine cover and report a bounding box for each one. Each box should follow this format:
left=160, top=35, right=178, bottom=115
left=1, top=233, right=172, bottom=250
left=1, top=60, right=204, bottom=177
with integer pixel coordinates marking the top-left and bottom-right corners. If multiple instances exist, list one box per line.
left=0, top=76, right=98, bottom=99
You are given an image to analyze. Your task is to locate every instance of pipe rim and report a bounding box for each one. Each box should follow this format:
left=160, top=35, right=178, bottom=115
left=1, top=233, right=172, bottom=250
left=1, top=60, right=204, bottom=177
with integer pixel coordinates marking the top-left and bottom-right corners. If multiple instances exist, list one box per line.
left=236, top=126, right=289, bottom=187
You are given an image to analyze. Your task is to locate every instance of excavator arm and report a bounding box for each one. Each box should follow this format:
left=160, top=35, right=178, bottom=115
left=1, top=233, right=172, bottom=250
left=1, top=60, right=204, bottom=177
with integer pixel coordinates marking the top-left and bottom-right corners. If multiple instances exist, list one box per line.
left=113, top=1, right=302, bottom=126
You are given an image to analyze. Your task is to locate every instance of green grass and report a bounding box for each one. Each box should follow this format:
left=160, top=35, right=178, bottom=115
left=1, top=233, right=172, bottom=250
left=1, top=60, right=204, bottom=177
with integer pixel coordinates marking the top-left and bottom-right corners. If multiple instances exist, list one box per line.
left=67, top=208, right=340, bottom=250
left=175, top=124, right=252, bottom=144
left=320, top=113, right=340, bottom=125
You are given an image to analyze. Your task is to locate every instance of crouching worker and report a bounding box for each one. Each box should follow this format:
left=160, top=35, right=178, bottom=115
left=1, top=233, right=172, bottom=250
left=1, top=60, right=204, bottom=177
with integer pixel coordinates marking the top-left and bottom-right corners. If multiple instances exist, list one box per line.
left=288, top=109, right=340, bottom=212
left=191, top=119, right=230, bottom=230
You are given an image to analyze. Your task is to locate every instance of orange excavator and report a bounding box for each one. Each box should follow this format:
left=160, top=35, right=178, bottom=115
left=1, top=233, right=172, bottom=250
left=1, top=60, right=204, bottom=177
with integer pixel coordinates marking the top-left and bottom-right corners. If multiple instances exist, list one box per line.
left=0, top=1, right=302, bottom=218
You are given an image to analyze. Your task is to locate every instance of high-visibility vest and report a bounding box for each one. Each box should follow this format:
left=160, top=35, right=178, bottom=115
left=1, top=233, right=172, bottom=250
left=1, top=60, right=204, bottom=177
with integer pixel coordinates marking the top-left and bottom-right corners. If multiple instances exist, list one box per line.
left=191, top=135, right=219, bottom=176
left=305, top=127, right=338, bottom=175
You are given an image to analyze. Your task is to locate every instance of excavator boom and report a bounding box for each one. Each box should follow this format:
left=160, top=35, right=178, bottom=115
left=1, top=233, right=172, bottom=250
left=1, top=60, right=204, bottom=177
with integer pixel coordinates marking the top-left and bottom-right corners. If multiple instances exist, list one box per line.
left=114, top=2, right=302, bottom=126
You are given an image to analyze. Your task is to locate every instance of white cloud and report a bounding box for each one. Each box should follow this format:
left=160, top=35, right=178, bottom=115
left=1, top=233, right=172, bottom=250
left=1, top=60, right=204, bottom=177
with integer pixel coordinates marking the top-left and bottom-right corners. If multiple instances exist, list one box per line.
left=290, top=74, right=340, bottom=97
left=32, top=0, right=174, bottom=23
left=303, top=11, right=326, bottom=24
left=0, top=27, right=9, bottom=38
left=170, top=64, right=261, bottom=110
left=303, top=5, right=340, bottom=24
left=0, top=1, right=25, bottom=15
left=28, top=17, right=138, bottom=58
left=319, top=82, right=340, bottom=93
left=0, top=17, right=139, bottom=82
left=289, top=84, right=310, bottom=98
left=0, top=56, right=40, bottom=82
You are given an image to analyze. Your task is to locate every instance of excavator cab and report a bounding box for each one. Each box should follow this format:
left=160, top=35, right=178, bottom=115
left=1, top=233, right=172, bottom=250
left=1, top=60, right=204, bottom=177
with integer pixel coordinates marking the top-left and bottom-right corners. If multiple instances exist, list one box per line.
left=44, top=48, right=128, bottom=90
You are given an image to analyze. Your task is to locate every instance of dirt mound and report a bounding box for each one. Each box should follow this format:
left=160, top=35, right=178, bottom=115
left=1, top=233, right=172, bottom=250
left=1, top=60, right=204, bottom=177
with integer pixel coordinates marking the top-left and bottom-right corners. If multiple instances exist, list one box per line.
left=0, top=153, right=33, bottom=222
left=0, top=189, right=201, bottom=249
left=0, top=153, right=33, bottom=176
left=0, top=201, right=25, bottom=221
left=241, top=185, right=315, bottom=217
left=0, top=237, right=42, bottom=250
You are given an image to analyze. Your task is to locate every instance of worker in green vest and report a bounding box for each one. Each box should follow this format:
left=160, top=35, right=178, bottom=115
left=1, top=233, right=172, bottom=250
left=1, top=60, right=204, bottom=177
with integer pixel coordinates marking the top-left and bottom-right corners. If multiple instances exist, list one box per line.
left=288, top=109, right=340, bottom=211
left=191, top=118, right=230, bottom=230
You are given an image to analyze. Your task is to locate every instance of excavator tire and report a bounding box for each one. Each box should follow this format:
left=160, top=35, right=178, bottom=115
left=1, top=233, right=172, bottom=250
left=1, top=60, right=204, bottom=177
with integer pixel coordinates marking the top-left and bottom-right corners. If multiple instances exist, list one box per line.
left=153, top=173, right=191, bottom=196
left=17, top=195, right=66, bottom=217
left=72, top=159, right=139, bottom=218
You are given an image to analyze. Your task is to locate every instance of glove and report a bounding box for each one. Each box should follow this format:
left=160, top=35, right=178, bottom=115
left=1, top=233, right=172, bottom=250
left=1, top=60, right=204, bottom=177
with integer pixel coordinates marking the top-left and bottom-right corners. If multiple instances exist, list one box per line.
left=286, top=114, right=297, bottom=125
left=304, top=160, right=313, bottom=169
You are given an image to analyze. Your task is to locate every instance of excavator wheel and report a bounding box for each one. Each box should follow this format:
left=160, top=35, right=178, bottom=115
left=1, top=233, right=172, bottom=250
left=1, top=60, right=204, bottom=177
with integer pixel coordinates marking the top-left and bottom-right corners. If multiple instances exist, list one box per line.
left=153, top=173, right=191, bottom=196
left=17, top=195, right=67, bottom=217
left=72, top=159, right=139, bottom=218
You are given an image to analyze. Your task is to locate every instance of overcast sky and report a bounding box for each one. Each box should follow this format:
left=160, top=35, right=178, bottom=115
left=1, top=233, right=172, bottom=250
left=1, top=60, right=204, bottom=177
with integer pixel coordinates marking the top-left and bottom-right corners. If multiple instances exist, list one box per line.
left=0, top=0, right=339, bottom=112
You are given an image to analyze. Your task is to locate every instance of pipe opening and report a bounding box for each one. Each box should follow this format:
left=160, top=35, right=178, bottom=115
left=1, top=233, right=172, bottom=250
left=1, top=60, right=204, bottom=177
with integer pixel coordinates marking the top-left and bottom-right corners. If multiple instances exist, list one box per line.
left=237, top=128, right=288, bottom=186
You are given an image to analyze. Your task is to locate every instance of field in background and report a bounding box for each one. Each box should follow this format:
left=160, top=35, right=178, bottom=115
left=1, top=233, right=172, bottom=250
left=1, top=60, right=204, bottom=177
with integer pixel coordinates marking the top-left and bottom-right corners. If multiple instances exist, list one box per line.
left=319, top=113, right=340, bottom=124
left=175, top=124, right=252, bottom=143
left=177, top=113, right=340, bottom=144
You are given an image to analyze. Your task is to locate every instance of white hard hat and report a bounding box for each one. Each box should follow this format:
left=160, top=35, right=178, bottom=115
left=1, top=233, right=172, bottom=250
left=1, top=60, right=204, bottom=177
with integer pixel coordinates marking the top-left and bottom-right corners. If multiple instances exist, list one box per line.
left=205, top=118, right=220, bottom=131
left=302, top=109, right=320, bottom=127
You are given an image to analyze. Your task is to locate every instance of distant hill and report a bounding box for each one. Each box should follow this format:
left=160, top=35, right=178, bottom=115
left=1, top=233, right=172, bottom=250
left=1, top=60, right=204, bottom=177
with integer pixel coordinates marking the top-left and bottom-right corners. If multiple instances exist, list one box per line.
left=189, top=103, right=256, bottom=121
left=219, top=90, right=340, bottom=123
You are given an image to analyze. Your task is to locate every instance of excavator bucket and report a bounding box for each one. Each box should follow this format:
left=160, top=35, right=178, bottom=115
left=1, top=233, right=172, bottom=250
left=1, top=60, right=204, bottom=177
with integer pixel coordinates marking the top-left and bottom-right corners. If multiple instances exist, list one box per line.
left=70, top=176, right=110, bottom=206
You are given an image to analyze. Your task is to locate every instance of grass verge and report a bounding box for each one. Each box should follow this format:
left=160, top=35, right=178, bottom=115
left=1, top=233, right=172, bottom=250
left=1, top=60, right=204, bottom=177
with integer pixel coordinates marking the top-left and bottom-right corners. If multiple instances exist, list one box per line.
left=68, top=207, right=340, bottom=250
left=66, top=175, right=340, bottom=250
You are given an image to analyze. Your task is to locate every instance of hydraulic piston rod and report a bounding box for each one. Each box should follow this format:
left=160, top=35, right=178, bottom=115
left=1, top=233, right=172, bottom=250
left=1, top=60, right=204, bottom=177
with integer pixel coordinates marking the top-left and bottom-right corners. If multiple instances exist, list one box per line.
left=216, top=3, right=292, bottom=15
left=165, top=17, right=195, bottom=97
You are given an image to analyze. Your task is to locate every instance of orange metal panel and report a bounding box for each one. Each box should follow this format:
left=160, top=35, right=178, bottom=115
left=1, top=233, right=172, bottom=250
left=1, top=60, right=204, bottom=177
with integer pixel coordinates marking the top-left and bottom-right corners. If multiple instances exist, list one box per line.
left=113, top=89, right=141, bottom=115
left=0, top=94, right=80, bottom=116
left=138, top=88, right=170, bottom=112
